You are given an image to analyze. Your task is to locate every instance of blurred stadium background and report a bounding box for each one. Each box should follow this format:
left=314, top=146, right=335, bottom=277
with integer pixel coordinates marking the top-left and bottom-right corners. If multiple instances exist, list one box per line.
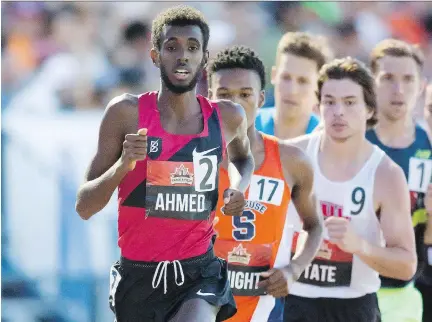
left=1, top=2, right=432, bottom=321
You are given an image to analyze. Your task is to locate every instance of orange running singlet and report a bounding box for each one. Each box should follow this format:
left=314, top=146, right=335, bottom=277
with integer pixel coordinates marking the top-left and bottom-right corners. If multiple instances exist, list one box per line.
left=214, top=133, right=292, bottom=321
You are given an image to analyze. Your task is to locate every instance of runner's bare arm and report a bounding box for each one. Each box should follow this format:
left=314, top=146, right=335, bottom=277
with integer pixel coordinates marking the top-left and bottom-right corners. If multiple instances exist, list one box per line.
left=280, top=143, right=324, bottom=279
left=75, top=94, right=138, bottom=220
left=218, top=100, right=254, bottom=193
left=356, top=157, right=417, bottom=280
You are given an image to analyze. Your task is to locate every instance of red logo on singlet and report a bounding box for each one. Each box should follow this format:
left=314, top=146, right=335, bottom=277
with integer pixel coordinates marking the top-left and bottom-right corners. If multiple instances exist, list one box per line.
left=320, top=201, right=350, bottom=220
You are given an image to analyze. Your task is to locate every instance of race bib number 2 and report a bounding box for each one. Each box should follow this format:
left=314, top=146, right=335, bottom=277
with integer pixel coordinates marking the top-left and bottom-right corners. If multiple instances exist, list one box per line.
left=408, top=158, right=432, bottom=193
left=192, top=147, right=218, bottom=192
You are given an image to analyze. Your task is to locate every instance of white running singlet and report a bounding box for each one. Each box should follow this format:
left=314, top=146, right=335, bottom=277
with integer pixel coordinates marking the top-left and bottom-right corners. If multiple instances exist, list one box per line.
left=290, top=133, right=386, bottom=298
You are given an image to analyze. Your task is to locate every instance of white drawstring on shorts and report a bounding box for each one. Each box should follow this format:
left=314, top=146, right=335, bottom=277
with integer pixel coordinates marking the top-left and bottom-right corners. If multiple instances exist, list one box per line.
left=152, top=260, right=185, bottom=294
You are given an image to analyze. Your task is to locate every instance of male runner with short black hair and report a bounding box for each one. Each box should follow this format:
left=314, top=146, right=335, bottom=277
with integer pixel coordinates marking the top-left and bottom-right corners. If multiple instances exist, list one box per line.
left=76, top=6, right=255, bottom=322
left=208, top=45, right=323, bottom=322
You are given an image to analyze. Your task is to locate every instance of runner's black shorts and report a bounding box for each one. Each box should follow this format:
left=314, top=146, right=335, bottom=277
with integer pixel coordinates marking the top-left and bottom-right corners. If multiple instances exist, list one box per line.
left=109, top=244, right=237, bottom=322
left=284, top=293, right=381, bottom=322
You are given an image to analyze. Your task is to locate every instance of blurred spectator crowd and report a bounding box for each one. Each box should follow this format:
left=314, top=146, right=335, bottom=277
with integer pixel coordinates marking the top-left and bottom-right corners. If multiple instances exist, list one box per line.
left=2, top=1, right=432, bottom=114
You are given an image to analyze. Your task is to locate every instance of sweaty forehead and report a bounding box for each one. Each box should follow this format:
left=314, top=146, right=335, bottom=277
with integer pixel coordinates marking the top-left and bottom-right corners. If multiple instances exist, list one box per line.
left=376, top=55, right=418, bottom=75
left=277, top=53, right=318, bottom=78
left=212, top=68, right=261, bottom=91
left=161, top=25, right=203, bottom=44
left=322, top=78, right=363, bottom=98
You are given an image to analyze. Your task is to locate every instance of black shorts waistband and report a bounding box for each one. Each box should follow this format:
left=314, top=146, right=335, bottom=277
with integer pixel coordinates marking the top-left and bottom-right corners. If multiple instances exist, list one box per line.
left=120, top=247, right=215, bottom=269
left=289, top=292, right=377, bottom=305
